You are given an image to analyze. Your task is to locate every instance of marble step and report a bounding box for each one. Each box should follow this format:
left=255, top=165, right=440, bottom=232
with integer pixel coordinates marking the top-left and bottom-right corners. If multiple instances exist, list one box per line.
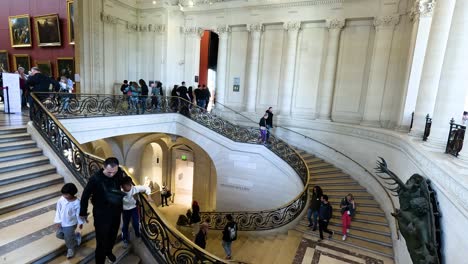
left=259, top=234, right=288, bottom=264
left=0, top=196, right=58, bottom=223
left=310, top=167, right=342, bottom=175
left=0, top=127, right=27, bottom=135
left=0, top=140, right=36, bottom=152
left=0, top=132, right=31, bottom=143
left=0, top=164, right=57, bottom=186
left=0, top=174, right=63, bottom=199
left=1, top=216, right=96, bottom=264
left=0, top=155, right=50, bottom=174
left=323, top=191, right=374, bottom=200
left=299, top=217, right=391, bottom=234
left=310, top=178, right=358, bottom=184
left=296, top=226, right=393, bottom=258
left=310, top=172, right=350, bottom=180
left=0, top=148, right=43, bottom=163
left=321, top=185, right=367, bottom=191
left=0, top=183, right=63, bottom=215
left=327, top=197, right=379, bottom=207
left=298, top=219, right=391, bottom=239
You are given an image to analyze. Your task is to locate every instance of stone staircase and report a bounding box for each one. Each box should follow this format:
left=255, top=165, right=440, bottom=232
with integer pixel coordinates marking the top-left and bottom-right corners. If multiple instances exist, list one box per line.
left=294, top=149, right=394, bottom=260
left=0, top=126, right=140, bottom=263
left=198, top=147, right=394, bottom=264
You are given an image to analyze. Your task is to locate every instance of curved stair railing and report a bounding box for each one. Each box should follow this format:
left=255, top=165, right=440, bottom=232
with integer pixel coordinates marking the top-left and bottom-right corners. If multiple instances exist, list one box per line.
left=30, top=93, right=228, bottom=263
left=213, top=101, right=400, bottom=239
left=30, top=92, right=310, bottom=258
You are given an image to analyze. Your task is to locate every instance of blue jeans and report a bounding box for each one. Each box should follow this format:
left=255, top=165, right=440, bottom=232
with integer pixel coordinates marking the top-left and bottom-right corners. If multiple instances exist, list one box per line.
left=222, top=240, right=232, bottom=257
left=122, top=207, right=140, bottom=242
left=307, top=208, right=319, bottom=227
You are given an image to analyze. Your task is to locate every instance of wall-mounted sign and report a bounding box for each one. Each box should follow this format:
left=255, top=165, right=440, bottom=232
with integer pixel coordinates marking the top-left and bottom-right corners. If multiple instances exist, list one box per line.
left=181, top=154, right=187, bottom=161
left=233, top=77, right=240, bottom=92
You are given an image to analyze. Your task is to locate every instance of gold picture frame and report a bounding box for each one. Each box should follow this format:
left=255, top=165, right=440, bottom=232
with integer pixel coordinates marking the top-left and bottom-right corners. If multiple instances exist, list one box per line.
left=67, top=0, right=75, bottom=45
left=56, top=57, right=75, bottom=80
left=13, top=54, right=30, bottom=71
left=35, top=60, right=52, bottom=77
left=8, top=14, right=32, bottom=48
left=34, top=14, right=61, bottom=47
left=0, top=50, right=10, bottom=72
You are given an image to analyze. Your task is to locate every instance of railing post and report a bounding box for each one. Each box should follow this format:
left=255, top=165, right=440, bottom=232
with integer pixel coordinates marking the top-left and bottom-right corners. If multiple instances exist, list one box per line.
left=409, top=111, right=415, bottom=132
left=423, top=114, right=432, bottom=141
left=445, top=118, right=455, bottom=154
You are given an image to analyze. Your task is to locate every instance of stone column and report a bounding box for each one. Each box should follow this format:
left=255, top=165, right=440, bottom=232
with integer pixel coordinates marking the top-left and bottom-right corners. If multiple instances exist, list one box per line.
left=318, top=18, right=345, bottom=120
left=427, top=0, right=468, bottom=150
left=410, top=0, right=456, bottom=137
left=278, top=21, right=301, bottom=116
left=215, top=25, right=230, bottom=107
left=396, top=0, right=434, bottom=132
left=182, top=26, right=204, bottom=85
left=245, top=23, right=263, bottom=113
left=361, top=15, right=399, bottom=127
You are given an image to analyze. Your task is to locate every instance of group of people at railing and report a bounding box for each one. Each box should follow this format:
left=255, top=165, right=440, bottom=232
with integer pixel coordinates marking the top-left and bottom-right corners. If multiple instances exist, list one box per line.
left=118, top=79, right=212, bottom=114
left=307, top=186, right=356, bottom=241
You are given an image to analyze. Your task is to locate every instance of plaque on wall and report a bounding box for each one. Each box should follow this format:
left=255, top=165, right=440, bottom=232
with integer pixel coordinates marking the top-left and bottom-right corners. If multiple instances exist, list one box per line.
left=34, top=14, right=61, bottom=47
left=233, top=77, right=240, bottom=92
left=8, top=15, right=32, bottom=48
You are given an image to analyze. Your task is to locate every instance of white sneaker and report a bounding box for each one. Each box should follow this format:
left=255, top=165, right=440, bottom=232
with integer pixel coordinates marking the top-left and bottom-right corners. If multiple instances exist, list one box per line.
left=66, top=249, right=74, bottom=259
left=346, top=229, right=350, bottom=234
left=342, top=235, right=347, bottom=241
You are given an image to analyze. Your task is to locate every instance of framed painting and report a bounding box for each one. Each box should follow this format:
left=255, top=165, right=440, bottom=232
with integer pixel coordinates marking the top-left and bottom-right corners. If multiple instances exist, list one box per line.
left=13, top=54, right=30, bottom=71
left=34, top=14, right=61, bottom=47
left=56, top=57, right=74, bottom=80
left=67, top=0, right=75, bottom=45
left=0, top=51, right=10, bottom=72
left=8, top=15, right=32, bottom=48
left=35, top=60, right=52, bottom=77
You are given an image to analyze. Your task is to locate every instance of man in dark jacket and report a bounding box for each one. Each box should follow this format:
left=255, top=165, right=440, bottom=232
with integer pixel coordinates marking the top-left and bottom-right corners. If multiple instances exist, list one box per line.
left=120, top=80, right=128, bottom=95
left=308, top=186, right=323, bottom=231
left=80, top=157, right=126, bottom=264
left=26, top=67, right=54, bottom=119
left=265, top=107, right=273, bottom=141
left=318, top=195, right=334, bottom=240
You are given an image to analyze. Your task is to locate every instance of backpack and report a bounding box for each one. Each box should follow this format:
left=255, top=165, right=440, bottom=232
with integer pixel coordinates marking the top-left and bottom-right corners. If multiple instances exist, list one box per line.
left=228, top=223, right=237, bottom=241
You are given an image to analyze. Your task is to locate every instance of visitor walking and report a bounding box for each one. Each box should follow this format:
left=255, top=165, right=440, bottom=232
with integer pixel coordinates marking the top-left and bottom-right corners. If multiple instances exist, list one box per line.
left=307, top=186, right=323, bottom=231
left=340, top=193, right=356, bottom=240
left=222, top=214, right=237, bottom=260
left=318, top=195, right=334, bottom=241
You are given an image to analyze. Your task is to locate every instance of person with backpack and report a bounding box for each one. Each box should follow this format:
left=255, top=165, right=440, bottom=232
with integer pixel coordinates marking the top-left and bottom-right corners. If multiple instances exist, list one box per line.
left=222, top=214, right=237, bottom=260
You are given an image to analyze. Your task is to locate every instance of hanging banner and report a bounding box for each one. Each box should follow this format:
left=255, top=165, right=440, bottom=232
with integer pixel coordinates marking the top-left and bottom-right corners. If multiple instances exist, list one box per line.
left=2, top=73, right=22, bottom=113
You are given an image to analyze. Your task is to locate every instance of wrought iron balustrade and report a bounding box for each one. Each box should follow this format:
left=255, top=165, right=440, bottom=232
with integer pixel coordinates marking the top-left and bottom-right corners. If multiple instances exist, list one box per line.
left=32, top=92, right=310, bottom=232
left=423, top=114, right=432, bottom=141
left=409, top=111, right=414, bottom=132
left=445, top=118, right=466, bottom=157
left=30, top=93, right=229, bottom=264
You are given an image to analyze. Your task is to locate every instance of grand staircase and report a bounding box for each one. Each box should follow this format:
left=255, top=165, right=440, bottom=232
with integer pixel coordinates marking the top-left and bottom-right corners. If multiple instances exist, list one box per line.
left=197, top=147, right=394, bottom=264
left=0, top=125, right=139, bottom=263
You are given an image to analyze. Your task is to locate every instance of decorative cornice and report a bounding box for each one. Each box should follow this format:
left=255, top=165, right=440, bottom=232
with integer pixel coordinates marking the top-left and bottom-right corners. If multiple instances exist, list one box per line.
left=127, top=22, right=139, bottom=31
left=149, top=24, right=166, bottom=33
left=181, top=26, right=204, bottom=37
left=247, top=23, right=264, bottom=33
left=101, top=13, right=118, bottom=24
left=325, top=18, right=345, bottom=29
left=409, top=0, right=435, bottom=22
left=373, top=15, right=400, bottom=28
left=283, top=21, right=301, bottom=31
left=181, top=0, right=343, bottom=9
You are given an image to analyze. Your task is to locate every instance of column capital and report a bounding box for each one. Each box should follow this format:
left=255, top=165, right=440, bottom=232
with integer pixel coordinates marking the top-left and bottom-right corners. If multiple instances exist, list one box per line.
left=181, top=26, right=204, bottom=38
left=215, top=25, right=231, bottom=36
left=149, top=24, right=166, bottom=34
left=325, top=18, right=345, bottom=30
left=374, top=15, right=400, bottom=29
left=101, top=13, right=118, bottom=24
left=247, top=23, right=264, bottom=33
left=283, top=21, right=301, bottom=31
left=410, top=0, right=436, bottom=22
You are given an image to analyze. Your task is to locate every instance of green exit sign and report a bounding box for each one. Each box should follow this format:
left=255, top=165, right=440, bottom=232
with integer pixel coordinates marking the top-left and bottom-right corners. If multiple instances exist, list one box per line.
left=181, top=155, right=187, bottom=160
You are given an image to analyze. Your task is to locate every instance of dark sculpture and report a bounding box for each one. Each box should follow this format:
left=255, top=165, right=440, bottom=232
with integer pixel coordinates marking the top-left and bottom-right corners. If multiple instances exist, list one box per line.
left=375, top=158, right=441, bottom=264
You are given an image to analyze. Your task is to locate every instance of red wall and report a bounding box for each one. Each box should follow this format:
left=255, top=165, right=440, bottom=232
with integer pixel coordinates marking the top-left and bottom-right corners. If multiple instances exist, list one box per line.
left=198, top=30, right=210, bottom=86
left=0, top=0, right=74, bottom=74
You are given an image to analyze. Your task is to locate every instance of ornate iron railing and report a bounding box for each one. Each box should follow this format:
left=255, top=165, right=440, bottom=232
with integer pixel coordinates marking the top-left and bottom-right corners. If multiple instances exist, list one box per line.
left=30, top=93, right=228, bottom=264
left=445, top=118, right=466, bottom=157
left=33, top=92, right=310, bottom=231
left=423, top=114, right=432, bottom=141
left=409, top=111, right=414, bottom=132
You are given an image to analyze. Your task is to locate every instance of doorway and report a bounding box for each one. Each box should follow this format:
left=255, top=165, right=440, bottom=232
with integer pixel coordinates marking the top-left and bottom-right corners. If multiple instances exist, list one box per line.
left=199, top=31, right=219, bottom=110
left=171, top=146, right=194, bottom=207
